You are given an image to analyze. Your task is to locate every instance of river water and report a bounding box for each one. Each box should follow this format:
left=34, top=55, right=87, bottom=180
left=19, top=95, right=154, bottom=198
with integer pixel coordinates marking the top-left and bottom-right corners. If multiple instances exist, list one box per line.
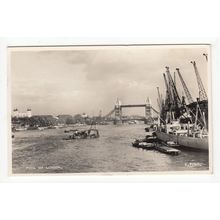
left=12, top=124, right=209, bottom=174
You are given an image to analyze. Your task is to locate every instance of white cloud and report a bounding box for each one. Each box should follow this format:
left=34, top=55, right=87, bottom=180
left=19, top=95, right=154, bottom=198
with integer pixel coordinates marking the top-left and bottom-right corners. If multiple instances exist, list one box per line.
left=10, top=45, right=209, bottom=116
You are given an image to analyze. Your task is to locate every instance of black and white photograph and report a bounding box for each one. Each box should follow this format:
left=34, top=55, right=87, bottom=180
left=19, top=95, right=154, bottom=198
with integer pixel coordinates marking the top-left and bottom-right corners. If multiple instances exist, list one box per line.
left=1, top=1, right=220, bottom=219
left=9, top=44, right=211, bottom=174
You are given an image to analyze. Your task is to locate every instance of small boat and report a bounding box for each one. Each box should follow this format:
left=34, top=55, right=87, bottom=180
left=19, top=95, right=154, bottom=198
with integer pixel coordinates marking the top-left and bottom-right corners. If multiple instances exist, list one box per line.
left=48, top=125, right=59, bottom=129
left=145, top=124, right=157, bottom=132
left=132, top=139, right=155, bottom=150
left=145, top=127, right=151, bottom=132
left=128, top=120, right=137, bottom=124
left=15, top=127, right=27, bottom=132
left=163, top=141, right=180, bottom=148
left=145, top=136, right=157, bottom=143
left=155, top=144, right=180, bottom=156
left=38, top=127, right=46, bottom=131
left=64, top=129, right=78, bottom=133
left=64, top=129, right=100, bottom=140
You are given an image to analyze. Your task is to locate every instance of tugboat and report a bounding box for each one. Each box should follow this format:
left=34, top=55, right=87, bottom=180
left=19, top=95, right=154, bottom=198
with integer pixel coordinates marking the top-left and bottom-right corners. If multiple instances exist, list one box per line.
left=64, top=122, right=100, bottom=140
left=67, top=129, right=100, bottom=139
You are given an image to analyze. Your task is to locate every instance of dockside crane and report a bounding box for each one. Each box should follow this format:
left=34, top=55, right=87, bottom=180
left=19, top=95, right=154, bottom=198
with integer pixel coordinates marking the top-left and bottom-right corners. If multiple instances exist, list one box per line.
left=163, top=73, right=172, bottom=111
left=173, top=72, right=176, bottom=87
left=156, top=87, right=162, bottom=112
left=203, top=53, right=208, bottom=62
left=165, top=66, right=181, bottom=109
left=191, top=61, right=208, bottom=101
left=176, top=68, right=194, bottom=104
left=161, top=67, right=182, bottom=122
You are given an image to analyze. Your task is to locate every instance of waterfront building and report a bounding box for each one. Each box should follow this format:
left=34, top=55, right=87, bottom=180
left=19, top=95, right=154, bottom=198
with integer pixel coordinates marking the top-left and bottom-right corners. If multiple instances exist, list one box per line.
left=12, top=108, right=32, bottom=118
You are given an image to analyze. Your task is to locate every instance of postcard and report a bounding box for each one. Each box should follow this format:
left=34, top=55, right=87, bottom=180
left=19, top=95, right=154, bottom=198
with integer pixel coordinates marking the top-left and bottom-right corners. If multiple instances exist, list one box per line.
left=8, top=44, right=212, bottom=174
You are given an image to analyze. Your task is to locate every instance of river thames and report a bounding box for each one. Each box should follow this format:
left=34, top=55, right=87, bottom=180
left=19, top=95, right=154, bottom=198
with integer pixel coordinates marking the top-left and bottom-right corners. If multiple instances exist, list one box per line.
left=12, top=124, right=209, bottom=174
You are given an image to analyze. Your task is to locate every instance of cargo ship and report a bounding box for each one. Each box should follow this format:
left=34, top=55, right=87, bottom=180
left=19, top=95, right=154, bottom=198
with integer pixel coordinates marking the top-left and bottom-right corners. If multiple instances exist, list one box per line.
left=155, top=120, right=208, bottom=151
left=155, top=61, right=209, bottom=151
left=155, top=132, right=208, bottom=151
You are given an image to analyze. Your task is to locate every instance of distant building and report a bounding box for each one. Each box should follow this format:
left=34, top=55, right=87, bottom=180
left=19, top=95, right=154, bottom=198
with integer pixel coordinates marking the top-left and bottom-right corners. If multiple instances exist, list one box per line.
left=12, top=108, right=32, bottom=118
left=81, top=113, right=88, bottom=118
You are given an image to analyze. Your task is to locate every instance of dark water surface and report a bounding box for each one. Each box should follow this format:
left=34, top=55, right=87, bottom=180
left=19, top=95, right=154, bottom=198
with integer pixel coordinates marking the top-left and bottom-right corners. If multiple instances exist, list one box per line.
left=12, top=124, right=209, bottom=173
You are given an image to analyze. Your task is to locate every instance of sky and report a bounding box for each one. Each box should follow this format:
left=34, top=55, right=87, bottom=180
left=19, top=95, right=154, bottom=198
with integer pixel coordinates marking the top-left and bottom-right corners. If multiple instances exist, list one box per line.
left=10, top=45, right=210, bottom=116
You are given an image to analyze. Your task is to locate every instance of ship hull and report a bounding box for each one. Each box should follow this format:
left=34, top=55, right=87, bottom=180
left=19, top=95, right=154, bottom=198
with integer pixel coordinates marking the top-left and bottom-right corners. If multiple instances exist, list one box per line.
left=155, top=131, right=208, bottom=151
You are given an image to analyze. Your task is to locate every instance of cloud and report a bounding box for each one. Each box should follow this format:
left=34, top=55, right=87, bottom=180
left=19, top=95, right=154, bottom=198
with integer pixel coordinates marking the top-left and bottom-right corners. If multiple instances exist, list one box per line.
left=10, top=45, right=209, bottom=115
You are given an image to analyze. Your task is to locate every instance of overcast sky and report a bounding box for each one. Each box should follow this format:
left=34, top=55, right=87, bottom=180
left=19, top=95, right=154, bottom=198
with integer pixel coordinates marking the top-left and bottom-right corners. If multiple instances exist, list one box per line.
left=10, top=45, right=209, bottom=116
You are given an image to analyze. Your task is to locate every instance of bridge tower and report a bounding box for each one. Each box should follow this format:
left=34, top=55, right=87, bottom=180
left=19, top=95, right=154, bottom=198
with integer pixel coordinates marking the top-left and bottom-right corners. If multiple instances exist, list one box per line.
left=115, top=98, right=122, bottom=119
left=114, top=98, right=122, bottom=124
left=145, top=97, right=152, bottom=123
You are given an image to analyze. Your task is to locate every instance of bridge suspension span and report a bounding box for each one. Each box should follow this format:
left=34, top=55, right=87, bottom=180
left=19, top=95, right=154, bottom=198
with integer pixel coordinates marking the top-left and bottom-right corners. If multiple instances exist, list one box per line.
left=103, top=98, right=159, bottom=124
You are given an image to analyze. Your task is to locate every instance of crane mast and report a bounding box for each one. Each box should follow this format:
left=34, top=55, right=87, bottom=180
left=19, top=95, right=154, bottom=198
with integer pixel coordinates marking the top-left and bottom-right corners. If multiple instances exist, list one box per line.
left=156, top=87, right=162, bottom=112
left=162, top=67, right=182, bottom=122
left=165, top=66, right=181, bottom=108
left=203, top=53, right=208, bottom=61
left=163, top=73, right=171, bottom=111
left=173, top=72, right=176, bottom=87
left=191, top=61, right=208, bottom=101
left=176, top=68, right=194, bottom=104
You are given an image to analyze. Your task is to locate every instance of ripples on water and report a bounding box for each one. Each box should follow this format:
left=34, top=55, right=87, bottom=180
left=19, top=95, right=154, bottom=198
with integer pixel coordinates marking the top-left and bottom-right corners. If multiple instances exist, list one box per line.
left=12, top=124, right=209, bottom=173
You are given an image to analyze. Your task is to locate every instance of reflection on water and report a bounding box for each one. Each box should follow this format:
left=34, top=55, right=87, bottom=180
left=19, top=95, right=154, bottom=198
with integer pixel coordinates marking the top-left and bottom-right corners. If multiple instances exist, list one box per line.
left=12, top=124, right=209, bottom=173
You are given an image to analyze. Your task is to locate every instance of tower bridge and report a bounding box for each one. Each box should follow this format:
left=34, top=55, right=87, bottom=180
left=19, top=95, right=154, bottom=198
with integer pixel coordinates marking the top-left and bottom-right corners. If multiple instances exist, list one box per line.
left=105, top=98, right=157, bottom=124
